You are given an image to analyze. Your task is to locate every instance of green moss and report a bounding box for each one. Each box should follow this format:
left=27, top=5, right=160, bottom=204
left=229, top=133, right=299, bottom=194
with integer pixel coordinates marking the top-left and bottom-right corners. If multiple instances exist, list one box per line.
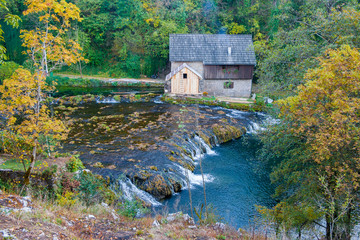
left=162, top=95, right=265, bottom=112
left=113, top=95, right=121, bottom=101
left=212, top=124, right=246, bottom=143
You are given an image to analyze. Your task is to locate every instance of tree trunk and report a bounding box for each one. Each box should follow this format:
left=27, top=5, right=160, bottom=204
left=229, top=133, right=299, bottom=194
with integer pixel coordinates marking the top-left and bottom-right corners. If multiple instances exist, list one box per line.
left=326, top=215, right=331, bottom=240
left=343, top=208, right=352, bottom=240
left=24, top=144, right=36, bottom=185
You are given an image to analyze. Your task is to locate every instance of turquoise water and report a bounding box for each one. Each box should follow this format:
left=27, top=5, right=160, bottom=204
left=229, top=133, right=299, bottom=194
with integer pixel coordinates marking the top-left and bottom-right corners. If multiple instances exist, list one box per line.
left=60, top=100, right=275, bottom=228
left=160, top=136, right=275, bottom=229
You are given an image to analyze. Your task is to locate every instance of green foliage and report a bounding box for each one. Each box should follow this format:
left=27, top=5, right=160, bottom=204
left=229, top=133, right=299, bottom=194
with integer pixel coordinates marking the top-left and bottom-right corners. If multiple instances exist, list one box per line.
left=0, top=158, right=34, bottom=171
left=0, top=0, right=21, bottom=63
left=118, top=198, right=150, bottom=219
left=75, top=171, right=115, bottom=206
left=255, top=3, right=360, bottom=98
left=65, top=155, right=84, bottom=172
left=194, top=204, right=221, bottom=225
left=259, top=45, right=360, bottom=238
left=0, top=61, right=19, bottom=84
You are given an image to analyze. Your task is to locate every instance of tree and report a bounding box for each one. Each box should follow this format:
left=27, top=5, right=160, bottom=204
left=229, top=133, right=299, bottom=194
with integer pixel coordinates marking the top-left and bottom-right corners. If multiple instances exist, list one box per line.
left=21, top=0, right=84, bottom=75
left=0, top=68, right=67, bottom=177
left=260, top=45, right=360, bottom=239
left=0, top=0, right=84, bottom=184
left=255, top=2, right=360, bottom=98
left=0, top=0, right=21, bottom=62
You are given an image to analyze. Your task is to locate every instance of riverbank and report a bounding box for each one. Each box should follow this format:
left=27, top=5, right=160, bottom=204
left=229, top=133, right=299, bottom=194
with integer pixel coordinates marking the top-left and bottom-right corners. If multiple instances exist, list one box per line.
left=161, top=95, right=267, bottom=112
left=0, top=189, right=271, bottom=239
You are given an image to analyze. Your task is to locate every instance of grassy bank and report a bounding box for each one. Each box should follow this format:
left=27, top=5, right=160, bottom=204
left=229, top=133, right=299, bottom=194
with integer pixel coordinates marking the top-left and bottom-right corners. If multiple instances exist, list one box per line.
left=0, top=154, right=273, bottom=239
left=161, top=95, right=269, bottom=112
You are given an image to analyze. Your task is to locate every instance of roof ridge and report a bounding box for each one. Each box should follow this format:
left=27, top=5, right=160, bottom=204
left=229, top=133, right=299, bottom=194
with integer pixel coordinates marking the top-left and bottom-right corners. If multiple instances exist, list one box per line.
left=165, top=63, right=203, bottom=81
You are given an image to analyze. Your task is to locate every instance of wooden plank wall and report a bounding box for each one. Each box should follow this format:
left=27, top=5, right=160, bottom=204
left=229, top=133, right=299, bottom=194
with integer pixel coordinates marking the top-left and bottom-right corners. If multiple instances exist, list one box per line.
left=171, top=68, right=200, bottom=94
left=204, top=65, right=254, bottom=79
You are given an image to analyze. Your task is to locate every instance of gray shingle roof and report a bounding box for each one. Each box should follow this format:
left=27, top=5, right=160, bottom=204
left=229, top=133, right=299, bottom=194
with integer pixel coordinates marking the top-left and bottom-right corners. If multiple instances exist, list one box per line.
left=169, top=34, right=256, bottom=65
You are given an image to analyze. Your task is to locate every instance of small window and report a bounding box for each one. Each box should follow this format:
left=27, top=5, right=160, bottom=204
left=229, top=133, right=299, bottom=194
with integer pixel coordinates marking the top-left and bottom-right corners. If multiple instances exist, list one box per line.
left=224, top=81, right=234, bottom=89
left=183, top=73, right=187, bottom=79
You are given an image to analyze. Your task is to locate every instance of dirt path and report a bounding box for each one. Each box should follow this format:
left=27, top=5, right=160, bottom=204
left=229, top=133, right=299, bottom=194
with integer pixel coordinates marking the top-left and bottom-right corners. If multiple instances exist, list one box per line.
left=54, top=73, right=165, bottom=84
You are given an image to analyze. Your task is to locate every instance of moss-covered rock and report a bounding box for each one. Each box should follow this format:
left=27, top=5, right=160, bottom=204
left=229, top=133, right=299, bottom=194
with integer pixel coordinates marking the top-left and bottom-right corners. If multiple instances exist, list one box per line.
left=212, top=124, right=246, bottom=143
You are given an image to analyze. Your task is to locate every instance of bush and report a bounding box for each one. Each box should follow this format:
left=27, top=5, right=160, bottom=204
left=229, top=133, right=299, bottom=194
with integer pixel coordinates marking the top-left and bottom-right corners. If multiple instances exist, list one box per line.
left=118, top=199, right=150, bottom=219
left=56, top=191, right=78, bottom=208
left=75, top=171, right=115, bottom=206
left=66, top=155, right=84, bottom=172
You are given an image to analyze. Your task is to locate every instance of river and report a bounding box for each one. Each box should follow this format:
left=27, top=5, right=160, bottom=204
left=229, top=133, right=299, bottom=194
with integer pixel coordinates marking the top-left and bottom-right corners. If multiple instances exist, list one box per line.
left=160, top=136, right=275, bottom=229
left=59, top=100, right=275, bottom=229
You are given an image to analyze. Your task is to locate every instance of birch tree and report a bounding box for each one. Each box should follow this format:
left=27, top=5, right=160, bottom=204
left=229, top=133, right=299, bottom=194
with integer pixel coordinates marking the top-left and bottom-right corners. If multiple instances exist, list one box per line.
left=0, top=0, right=84, bottom=184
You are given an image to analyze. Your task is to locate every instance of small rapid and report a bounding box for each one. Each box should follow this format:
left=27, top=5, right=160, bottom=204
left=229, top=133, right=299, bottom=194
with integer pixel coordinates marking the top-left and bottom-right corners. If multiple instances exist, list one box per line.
left=60, top=101, right=276, bottom=228
left=115, top=178, right=162, bottom=206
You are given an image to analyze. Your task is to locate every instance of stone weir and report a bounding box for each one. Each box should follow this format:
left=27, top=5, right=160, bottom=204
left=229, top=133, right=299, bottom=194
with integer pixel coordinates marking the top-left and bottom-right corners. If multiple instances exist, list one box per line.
left=58, top=101, right=262, bottom=203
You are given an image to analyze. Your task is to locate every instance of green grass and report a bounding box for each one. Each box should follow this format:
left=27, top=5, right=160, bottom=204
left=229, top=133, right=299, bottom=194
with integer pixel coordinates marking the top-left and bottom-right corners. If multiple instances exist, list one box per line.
left=0, top=158, right=41, bottom=171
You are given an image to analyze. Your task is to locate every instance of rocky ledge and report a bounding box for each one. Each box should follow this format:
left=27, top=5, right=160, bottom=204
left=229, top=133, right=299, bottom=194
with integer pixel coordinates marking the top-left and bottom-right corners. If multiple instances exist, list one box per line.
left=59, top=103, right=252, bottom=200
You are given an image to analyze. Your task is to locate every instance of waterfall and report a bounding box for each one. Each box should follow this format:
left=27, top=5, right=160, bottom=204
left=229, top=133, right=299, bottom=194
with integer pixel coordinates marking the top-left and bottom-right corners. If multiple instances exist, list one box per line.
left=153, top=96, right=164, bottom=104
left=186, top=138, right=203, bottom=160
left=115, top=178, right=162, bottom=206
left=185, top=134, right=217, bottom=160
left=247, top=113, right=280, bottom=134
left=246, top=121, right=266, bottom=134
left=194, top=135, right=216, bottom=155
left=173, top=164, right=215, bottom=189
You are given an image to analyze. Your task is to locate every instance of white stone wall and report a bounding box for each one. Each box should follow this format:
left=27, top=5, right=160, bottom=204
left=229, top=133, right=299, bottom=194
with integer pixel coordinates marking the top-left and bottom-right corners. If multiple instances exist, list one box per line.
left=203, top=79, right=252, bottom=98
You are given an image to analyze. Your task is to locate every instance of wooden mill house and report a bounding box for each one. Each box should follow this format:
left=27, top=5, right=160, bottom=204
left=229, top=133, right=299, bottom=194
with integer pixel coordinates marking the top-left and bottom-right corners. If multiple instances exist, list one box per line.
left=165, top=34, right=256, bottom=98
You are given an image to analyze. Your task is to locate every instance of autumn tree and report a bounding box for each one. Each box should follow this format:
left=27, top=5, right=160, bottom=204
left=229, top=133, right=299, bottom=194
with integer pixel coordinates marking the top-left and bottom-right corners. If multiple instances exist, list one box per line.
left=0, top=0, right=84, bottom=184
left=259, top=45, right=360, bottom=239
left=0, top=68, right=67, bottom=174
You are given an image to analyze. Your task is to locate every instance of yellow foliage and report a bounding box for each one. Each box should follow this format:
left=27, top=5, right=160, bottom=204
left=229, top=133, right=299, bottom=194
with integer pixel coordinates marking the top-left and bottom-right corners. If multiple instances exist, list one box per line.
left=277, top=44, right=360, bottom=188
left=227, top=22, right=246, bottom=35
left=56, top=191, right=78, bottom=208
left=0, top=68, right=68, bottom=156
left=21, top=0, right=86, bottom=73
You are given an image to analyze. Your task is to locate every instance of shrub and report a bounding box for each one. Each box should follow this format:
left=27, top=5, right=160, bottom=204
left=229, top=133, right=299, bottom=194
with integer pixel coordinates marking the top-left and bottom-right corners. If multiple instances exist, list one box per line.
left=56, top=191, right=78, bottom=208
left=118, top=199, right=150, bottom=219
left=66, top=155, right=84, bottom=172
left=75, top=171, right=115, bottom=206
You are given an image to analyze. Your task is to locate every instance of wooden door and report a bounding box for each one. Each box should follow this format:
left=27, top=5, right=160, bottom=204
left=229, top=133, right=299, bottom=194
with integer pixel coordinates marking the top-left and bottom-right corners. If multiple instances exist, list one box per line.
left=171, top=69, right=199, bottom=94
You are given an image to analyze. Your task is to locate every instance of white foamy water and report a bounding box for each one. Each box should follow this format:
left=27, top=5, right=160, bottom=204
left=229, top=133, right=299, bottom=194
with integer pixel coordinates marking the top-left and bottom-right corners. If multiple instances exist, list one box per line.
left=194, top=135, right=216, bottom=155
left=117, top=178, right=162, bottom=206
left=246, top=121, right=266, bottom=134
left=226, top=109, right=248, bottom=119
left=96, top=97, right=120, bottom=104
left=246, top=113, right=280, bottom=134
left=176, top=165, right=215, bottom=189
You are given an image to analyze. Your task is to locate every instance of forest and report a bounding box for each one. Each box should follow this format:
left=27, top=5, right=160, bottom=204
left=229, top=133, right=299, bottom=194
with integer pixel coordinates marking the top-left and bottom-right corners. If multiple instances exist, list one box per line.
left=1, top=0, right=360, bottom=239
left=0, top=0, right=357, bottom=96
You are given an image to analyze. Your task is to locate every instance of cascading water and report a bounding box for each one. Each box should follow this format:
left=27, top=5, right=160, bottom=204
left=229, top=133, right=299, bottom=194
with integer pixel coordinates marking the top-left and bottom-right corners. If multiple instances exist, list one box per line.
left=60, top=100, right=276, bottom=228
left=96, top=96, right=120, bottom=104
left=115, top=178, right=162, bottom=206
left=194, top=135, right=217, bottom=155
left=174, top=164, right=215, bottom=189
